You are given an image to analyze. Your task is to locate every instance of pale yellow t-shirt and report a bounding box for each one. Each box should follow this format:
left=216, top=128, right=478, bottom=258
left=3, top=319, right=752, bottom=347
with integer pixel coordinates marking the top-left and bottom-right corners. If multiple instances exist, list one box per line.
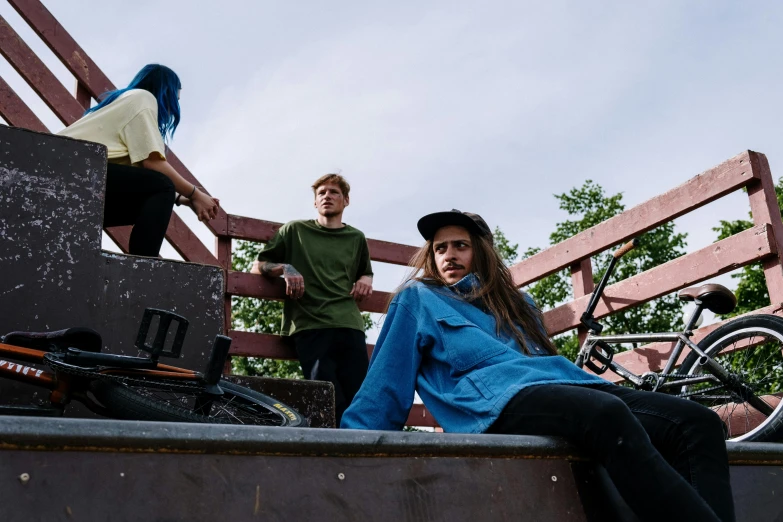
left=58, top=89, right=166, bottom=166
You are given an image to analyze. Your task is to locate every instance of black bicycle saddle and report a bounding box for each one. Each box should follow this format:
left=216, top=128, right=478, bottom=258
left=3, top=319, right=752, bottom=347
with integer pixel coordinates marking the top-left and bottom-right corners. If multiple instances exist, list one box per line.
left=1, top=327, right=103, bottom=353
left=678, top=284, right=737, bottom=315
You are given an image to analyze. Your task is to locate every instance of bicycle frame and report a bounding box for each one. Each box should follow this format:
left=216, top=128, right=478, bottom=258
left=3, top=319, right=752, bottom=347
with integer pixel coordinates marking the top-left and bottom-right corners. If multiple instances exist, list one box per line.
left=0, top=341, right=199, bottom=412
left=572, top=238, right=756, bottom=403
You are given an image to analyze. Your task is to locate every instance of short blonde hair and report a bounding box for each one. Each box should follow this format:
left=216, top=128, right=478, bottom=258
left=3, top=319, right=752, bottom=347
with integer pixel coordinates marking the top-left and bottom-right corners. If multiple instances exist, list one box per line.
left=312, top=173, right=350, bottom=198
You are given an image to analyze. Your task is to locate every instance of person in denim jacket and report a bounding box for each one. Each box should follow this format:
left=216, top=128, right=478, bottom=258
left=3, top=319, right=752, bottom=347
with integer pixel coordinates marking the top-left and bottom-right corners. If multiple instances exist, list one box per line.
left=341, top=210, right=734, bottom=522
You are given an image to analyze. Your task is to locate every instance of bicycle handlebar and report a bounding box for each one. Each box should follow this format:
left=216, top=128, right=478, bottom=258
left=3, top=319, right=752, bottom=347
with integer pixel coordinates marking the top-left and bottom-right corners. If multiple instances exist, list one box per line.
left=612, top=238, right=639, bottom=259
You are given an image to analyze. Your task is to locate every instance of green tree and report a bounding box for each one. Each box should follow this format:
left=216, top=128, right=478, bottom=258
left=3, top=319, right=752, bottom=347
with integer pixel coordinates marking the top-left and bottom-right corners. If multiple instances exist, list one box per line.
left=712, top=177, right=783, bottom=317
left=523, top=180, right=688, bottom=361
left=493, top=226, right=519, bottom=265
left=230, top=240, right=303, bottom=378
left=230, top=240, right=372, bottom=378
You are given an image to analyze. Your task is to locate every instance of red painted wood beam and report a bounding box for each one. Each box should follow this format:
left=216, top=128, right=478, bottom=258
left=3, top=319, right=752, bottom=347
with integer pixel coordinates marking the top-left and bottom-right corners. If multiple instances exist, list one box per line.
left=165, top=213, right=219, bottom=266
left=227, top=215, right=281, bottom=242
left=511, top=151, right=758, bottom=287
left=0, top=15, right=83, bottom=125
left=8, top=0, right=115, bottom=99
left=0, top=76, right=46, bottom=131
left=104, top=226, right=132, bottom=253
left=747, top=152, right=783, bottom=304
left=407, top=404, right=439, bottom=428
left=228, top=331, right=297, bottom=360
left=226, top=271, right=391, bottom=313
left=543, top=223, right=777, bottom=335
left=228, top=329, right=376, bottom=360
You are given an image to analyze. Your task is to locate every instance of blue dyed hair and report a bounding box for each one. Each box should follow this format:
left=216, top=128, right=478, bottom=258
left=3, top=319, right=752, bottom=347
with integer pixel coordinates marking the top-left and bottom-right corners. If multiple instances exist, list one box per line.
left=85, top=64, right=181, bottom=142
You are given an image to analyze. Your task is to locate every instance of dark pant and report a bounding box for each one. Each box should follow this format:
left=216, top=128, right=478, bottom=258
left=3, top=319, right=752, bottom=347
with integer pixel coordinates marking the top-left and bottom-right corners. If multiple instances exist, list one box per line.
left=104, top=163, right=175, bottom=257
left=292, top=328, right=369, bottom=427
left=488, top=383, right=735, bottom=522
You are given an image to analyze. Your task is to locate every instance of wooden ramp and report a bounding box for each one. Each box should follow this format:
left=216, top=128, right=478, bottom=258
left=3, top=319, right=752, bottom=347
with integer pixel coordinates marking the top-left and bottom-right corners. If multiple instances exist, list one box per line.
left=0, top=416, right=781, bottom=522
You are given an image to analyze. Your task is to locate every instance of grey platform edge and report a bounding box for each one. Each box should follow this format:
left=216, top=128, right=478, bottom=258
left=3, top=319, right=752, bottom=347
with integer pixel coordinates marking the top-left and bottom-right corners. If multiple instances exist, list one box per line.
left=0, top=416, right=781, bottom=522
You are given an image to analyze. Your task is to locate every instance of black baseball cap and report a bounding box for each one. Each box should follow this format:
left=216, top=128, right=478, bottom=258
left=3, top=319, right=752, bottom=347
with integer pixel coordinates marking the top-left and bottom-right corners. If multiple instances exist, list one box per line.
left=417, top=209, right=493, bottom=241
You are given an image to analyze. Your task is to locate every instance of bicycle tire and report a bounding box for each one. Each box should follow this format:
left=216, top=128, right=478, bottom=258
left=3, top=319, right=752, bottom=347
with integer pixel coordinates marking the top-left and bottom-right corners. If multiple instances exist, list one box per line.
left=90, top=378, right=307, bottom=427
left=679, top=314, right=783, bottom=442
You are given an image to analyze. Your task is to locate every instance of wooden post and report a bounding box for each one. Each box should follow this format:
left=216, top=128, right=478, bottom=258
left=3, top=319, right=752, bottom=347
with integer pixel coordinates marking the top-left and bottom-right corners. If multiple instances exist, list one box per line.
left=216, top=236, right=233, bottom=374
left=74, top=80, right=90, bottom=110
left=570, top=258, right=594, bottom=346
left=747, top=152, right=783, bottom=304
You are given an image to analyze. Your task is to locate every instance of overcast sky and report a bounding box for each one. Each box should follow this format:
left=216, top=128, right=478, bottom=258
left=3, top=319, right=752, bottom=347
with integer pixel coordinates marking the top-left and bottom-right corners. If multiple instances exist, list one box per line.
left=2, top=0, right=783, bottom=336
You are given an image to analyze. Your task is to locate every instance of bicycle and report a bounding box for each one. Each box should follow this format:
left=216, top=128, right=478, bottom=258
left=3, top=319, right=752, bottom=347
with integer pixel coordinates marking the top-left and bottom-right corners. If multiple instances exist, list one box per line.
left=0, top=308, right=307, bottom=427
left=574, top=238, right=783, bottom=442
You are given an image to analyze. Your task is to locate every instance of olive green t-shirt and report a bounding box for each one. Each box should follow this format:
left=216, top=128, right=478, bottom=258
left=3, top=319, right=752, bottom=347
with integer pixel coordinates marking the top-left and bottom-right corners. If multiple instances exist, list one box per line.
left=257, top=220, right=373, bottom=336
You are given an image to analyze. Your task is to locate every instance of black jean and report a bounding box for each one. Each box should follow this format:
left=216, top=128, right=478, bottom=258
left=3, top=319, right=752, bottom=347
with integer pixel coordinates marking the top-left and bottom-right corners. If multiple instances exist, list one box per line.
left=104, top=163, right=175, bottom=257
left=292, top=328, right=369, bottom=427
left=488, top=383, right=735, bottom=522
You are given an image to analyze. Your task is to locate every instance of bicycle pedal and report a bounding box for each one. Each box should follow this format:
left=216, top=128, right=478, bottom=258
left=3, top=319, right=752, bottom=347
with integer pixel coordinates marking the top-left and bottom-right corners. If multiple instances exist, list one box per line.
left=585, top=341, right=614, bottom=375
left=135, top=308, right=189, bottom=359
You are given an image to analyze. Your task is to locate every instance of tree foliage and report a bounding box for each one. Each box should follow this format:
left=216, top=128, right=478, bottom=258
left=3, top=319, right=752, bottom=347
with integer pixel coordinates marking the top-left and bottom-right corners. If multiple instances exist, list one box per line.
left=230, top=240, right=303, bottom=378
left=522, top=180, right=688, bottom=360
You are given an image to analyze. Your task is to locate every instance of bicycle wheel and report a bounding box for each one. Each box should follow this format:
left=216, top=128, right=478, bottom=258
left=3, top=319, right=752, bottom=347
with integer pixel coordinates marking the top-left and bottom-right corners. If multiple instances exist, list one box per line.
left=89, top=378, right=307, bottom=427
left=679, top=314, right=783, bottom=442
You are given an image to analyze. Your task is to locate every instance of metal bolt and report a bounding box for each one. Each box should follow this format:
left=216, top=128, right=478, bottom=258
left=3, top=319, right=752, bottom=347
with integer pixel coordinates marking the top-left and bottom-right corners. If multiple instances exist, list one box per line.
left=551, top=476, right=557, bottom=482
left=18, top=473, right=30, bottom=485
left=337, top=473, right=345, bottom=481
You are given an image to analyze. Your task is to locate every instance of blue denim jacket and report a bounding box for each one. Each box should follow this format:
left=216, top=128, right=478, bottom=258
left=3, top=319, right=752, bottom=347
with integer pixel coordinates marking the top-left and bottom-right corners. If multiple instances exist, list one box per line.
left=341, top=274, right=607, bottom=433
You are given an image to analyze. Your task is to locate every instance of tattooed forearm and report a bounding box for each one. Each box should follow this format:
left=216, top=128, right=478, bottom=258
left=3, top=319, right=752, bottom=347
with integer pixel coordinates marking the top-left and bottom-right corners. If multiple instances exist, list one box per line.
left=283, top=264, right=302, bottom=277
left=260, top=262, right=284, bottom=275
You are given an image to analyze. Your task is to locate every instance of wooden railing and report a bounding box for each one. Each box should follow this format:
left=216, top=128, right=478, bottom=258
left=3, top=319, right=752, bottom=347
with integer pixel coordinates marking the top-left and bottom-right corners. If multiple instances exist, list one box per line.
left=3, top=0, right=783, bottom=428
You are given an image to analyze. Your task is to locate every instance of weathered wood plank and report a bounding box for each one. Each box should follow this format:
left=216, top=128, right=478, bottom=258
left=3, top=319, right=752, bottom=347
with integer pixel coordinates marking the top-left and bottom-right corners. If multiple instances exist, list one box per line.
left=8, top=0, right=114, bottom=100
left=570, top=258, right=594, bottom=346
left=747, top=152, right=783, bottom=304
left=104, top=226, right=132, bottom=253
left=165, top=213, right=219, bottom=266
left=228, top=330, right=376, bottom=360
left=0, top=76, right=46, bottom=131
left=0, top=15, right=83, bottom=124
left=407, top=404, right=439, bottom=428
left=227, top=271, right=390, bottom=313
left=229, top=331, right=297, bottom=360
left=227, top=215, right=281, bottom=242
left=510, top=151, right=758, bottom=287
left=543, top=224, right=776, bottom=335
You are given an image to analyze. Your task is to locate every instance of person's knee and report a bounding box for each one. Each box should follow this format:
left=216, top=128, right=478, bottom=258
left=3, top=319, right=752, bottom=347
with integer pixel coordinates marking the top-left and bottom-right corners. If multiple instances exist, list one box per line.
left=687, top=402, right=726, bottom=438
left=588, top=396, right=640, bottom=446
left=158, top=174, right=175, bottom=194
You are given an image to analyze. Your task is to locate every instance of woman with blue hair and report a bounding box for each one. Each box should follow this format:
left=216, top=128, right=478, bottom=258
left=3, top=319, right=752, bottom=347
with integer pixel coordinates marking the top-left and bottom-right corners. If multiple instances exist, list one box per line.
left=59, top=64, right=219, bottom=257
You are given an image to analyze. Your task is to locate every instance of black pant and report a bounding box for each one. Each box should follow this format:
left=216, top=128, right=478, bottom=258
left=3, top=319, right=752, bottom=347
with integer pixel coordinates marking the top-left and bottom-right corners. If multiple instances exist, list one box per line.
left=104, top=163, right=175, bottom=257
left=488, top=383, right=735, bottom=522
left=292, top=328, right=369, bottom=427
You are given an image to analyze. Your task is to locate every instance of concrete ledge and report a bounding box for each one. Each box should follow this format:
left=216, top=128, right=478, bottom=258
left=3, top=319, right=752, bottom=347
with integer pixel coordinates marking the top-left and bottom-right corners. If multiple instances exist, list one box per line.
left=0, top=416, right=582, bottom=458
left=0, top=417, right=781, bottom=521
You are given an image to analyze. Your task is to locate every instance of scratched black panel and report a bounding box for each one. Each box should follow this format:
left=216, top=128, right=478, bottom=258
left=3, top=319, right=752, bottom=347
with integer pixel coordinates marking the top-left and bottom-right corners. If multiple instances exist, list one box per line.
left=0, top=126, right=223, bottom=403
left=0, top=126, right=334, bottom=422
left=730, top=465, right=783, bottom=522
left=0, top=451, right=586, bottom=522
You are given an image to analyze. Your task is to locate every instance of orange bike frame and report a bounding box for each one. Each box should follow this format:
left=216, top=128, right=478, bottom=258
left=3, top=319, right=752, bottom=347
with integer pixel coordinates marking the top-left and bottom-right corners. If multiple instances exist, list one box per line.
left=0, top=342, right=201, bottom=393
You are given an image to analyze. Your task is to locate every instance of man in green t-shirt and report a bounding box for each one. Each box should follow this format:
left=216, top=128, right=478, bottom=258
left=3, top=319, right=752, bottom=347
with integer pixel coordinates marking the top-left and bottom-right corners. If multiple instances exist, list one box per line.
left=251, top=174, right=373, bottom=425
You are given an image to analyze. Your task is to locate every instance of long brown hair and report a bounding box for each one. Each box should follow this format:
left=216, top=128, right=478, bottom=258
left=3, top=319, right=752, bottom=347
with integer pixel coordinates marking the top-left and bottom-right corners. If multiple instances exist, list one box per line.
left=396, top=230, right=558, bottom=355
